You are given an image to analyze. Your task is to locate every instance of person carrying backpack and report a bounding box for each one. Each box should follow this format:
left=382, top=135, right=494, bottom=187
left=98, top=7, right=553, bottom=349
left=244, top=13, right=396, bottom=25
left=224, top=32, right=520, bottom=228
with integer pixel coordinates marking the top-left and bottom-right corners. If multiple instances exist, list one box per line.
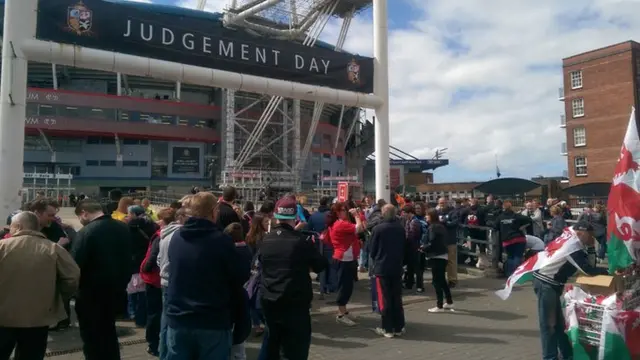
left=403, top=202, right=428, bottom=293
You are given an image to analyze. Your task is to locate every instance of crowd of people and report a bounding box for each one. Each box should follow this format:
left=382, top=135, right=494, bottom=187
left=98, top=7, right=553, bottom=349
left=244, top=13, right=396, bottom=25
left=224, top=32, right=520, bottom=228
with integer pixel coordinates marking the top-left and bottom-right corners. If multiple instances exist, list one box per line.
left=0, top=186, right=609, bottom=360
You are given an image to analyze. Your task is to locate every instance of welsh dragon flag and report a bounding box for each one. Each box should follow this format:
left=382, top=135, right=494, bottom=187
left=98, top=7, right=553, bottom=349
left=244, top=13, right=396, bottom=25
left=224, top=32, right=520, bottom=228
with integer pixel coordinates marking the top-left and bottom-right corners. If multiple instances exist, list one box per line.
left=496, top=228, right=585, bottom=300
left=607, top=107, right=640, bottom=273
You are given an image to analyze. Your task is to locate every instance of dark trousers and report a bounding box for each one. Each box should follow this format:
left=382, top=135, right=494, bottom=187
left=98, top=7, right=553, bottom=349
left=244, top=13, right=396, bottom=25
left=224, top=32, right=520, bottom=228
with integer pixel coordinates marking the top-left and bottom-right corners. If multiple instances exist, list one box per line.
left=403, top=248, right=424, bottom=289
left=375, top=275, right=405, bottom=333
left=533, top=278, right=572, bottom=360
left=336, top=261, right=356, bottom=306
left=0, top=326, right=49, bottom=360
left=430, top=258, right=452, bottom=308
left=504, top=242, right=526, bottom=277
left=159, top=286, right=168, bottom=360
left=75, top=292, right=121, bottom=360
left=145, top=284, right=163, bottom=353
left=596, top=235, right=607, bottom=260
left=261, top=302, right=311, bottom=360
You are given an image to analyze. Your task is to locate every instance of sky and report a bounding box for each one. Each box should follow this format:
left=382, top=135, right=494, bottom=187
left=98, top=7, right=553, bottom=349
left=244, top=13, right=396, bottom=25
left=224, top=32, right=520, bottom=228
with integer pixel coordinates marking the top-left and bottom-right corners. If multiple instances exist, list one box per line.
left=124, top=0, right=639, bottom=182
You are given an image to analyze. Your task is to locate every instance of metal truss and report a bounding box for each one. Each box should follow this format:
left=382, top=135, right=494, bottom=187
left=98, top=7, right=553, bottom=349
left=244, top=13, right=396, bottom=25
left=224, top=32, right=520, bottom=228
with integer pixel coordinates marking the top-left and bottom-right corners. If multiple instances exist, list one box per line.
left=218, top=0, right=360, bottom=193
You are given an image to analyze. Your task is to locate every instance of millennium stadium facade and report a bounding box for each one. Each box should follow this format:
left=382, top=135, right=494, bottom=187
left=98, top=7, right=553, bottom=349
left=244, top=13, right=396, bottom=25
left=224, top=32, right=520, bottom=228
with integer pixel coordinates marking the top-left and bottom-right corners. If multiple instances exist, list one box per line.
left=9, top=0, right=381, bottom=202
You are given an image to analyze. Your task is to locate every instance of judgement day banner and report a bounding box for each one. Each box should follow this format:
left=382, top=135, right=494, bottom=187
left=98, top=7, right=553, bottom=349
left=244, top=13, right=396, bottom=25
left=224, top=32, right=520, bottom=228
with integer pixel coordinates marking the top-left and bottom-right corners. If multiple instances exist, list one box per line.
left=36, top=0, right=375, bottom=93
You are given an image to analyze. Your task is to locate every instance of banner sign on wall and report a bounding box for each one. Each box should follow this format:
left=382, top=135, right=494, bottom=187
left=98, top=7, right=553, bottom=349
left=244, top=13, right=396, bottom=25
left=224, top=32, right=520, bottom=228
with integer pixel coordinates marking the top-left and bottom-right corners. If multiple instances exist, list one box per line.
left=36, top=0, right=375, bottom=93
left=172, top=147, right=200, bottom=174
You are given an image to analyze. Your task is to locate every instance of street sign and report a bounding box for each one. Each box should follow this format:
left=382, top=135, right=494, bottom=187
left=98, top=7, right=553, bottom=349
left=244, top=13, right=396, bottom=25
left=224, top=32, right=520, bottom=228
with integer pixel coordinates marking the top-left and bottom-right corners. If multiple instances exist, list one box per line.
left=24, top=173, right=73, bottom=180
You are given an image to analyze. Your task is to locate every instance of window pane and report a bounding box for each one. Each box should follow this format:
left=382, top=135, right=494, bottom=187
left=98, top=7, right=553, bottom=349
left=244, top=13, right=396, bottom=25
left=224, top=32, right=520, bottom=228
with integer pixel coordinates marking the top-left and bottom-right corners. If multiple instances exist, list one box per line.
left=100, top=160, right=116, bottom=166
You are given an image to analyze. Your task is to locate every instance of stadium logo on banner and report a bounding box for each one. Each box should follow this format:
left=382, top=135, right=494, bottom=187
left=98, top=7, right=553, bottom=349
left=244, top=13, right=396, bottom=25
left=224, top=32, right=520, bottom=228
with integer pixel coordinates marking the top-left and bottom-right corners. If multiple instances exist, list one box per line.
left=67, top=1, right=93, bottom=36
left=347, top=59, right=360, bottom=85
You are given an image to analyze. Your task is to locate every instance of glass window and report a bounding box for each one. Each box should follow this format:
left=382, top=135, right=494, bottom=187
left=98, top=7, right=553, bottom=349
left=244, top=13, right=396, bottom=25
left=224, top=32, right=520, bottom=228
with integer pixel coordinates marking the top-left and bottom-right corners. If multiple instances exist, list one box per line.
left=574, top=156, right=587, bottom=176
left=123, top=161, right=139, bottom=167
left=100, top=160, right=116, bottom=166
left=573, top=127, right=586, bottom=147
left=38, top=105, right=56, bottom=116
left=322, top=170, right=331, bottom=177
left=86, top=136, right=101, bottom=144
left=101, top=137, right=116, bottom=144
left=86, top=160, right=99, bottom=166
left=151, top=165, right=168, bottom=177
left=322, top=154, right=331, bottom=162
left=151, top=141, right=169, bottom=164
left=570, top=70, right=583, bottom=89
left=26, top=103, right=39, bottom=116
left=571, top=98, right=584, bottom=118
left=336, top=155, right=343, bottom=164
left=139, top=161, right=148, bottom=167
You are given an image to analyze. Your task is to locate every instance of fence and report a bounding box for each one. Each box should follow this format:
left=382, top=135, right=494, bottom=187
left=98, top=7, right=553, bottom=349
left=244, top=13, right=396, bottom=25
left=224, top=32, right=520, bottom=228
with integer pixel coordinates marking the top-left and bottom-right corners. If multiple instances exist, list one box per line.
left=454, top=218, right=578, bottom=273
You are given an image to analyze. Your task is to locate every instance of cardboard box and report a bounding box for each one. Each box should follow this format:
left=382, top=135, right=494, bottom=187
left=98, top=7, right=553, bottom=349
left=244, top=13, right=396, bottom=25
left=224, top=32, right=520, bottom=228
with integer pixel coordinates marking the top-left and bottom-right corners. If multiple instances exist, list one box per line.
left=575, top=275, right=617, bottom=296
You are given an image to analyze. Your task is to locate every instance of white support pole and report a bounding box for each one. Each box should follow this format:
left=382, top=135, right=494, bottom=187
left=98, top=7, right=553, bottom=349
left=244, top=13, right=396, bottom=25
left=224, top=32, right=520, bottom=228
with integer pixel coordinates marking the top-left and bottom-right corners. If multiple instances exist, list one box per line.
left=0, top=0, right=34, bottom=218
left=51, top=64, right=59, bottom=90
left=224, top=90, right=235, bottom=169
left=373, top=0, right=390, bottom=203
left=293, top=99, right=301, bottom=193
left=175, top=81, right=181, bottom=101
left=116, top=72, right=123, bottom=96
left=282, top=100, right=289, bottom=168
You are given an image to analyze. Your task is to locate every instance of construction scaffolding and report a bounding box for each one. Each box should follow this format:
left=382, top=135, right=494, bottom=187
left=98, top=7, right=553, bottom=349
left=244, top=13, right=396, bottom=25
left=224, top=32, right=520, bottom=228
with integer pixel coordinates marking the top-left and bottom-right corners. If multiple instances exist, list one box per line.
left=215, top=0, right=370, bottom=201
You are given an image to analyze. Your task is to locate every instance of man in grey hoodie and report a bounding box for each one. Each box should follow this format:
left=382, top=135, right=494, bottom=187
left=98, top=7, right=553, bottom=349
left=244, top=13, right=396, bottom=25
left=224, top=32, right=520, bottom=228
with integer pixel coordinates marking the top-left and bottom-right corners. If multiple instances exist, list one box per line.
left=156, top=207, right=187, bottom=360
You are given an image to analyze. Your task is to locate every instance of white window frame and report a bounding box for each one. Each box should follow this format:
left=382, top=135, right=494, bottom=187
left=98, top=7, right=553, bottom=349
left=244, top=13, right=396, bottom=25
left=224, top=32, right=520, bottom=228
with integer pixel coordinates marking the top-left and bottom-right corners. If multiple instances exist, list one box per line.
left=570, top=70, right=583, bottom=89
left=574, top=156, right=588, bottom=177
left=572, top=98, right=584, bottom=118
left=573, top=127, right=586, bottom=147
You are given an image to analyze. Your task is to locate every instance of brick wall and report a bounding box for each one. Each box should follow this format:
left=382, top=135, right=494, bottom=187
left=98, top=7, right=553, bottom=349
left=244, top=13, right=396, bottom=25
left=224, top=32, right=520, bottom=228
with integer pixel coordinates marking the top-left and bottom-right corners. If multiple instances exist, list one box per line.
left=561, top=41, right=637, bottom=185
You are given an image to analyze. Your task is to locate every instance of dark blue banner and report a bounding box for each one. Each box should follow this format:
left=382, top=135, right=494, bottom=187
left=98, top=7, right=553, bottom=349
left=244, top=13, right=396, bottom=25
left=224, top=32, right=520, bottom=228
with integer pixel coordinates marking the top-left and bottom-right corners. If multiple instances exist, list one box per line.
left=36, top=0, right=375, bottom=93
left=389, top=159, right=450, bottom=167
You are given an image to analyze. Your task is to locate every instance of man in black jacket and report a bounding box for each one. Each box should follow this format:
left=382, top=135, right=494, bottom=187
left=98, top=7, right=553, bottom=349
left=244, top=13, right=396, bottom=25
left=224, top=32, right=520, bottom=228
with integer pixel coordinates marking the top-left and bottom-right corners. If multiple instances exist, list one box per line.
left=72, top=200, right=132, bottom=360
left=369, top=204, right=406, bottom=338
left=436, top=198, right=462, bottom=288
left=493, top=200, right=532, bottom=277
left=216, top=186, right=242, bottom=230
left=259, top=197, right=327, bottom=359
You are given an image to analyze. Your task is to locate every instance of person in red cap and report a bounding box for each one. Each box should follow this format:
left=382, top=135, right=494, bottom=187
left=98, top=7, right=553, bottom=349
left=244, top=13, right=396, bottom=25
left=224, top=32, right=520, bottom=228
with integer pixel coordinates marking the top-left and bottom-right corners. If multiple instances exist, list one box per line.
left=258, top=196, right=327, bottom=359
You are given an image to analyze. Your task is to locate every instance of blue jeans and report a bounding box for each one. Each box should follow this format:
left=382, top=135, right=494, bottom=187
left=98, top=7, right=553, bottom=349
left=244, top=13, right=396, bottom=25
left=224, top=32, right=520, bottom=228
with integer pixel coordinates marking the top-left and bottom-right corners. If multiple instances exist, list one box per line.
left=504, top=242, right=526, bottom=278
left=165, top=327, right=231, bottom=360
left=533, top=278, right=573, bottom=360
left=596, top=235, right=607, bottom=260
left=319, top=246, right=338, bottom=294
left=128, top=291, right=147, bottom=327
left=159, top=287, right=168, bottom=360
left=358, top=247, right=369, bottom=268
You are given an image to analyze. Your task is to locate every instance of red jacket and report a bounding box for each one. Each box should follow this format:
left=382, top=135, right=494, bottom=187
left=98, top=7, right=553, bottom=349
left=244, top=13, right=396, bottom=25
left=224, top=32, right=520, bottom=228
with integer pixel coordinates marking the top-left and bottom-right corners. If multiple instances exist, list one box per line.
left=140, top=230, right=161, bottom=288
left=329, top=219, right=360, bottom=261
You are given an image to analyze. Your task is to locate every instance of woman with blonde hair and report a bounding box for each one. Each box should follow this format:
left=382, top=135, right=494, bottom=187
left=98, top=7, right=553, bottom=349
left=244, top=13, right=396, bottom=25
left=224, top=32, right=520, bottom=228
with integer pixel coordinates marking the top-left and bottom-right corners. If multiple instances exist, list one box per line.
left=112, top=197, right=134, bottom=221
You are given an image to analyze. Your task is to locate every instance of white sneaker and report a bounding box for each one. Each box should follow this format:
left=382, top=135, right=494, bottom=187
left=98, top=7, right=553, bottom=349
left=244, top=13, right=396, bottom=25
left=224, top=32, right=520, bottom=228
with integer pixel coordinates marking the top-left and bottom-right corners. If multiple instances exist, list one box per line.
left=337, top=315, right=357, bottom=326
left=443, top=303, right=455, bottom=311
left=428, top=307, right=445, bottom=313
left=374, top=327, right=394, bottom=338
left=394, top=328, right=406, bottom=337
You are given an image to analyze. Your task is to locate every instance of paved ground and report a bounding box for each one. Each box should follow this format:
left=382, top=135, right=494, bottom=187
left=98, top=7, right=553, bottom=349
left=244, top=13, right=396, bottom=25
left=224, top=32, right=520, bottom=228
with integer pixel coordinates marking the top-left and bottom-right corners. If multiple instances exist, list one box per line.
left=52, top=208, right=542, bottom=360
left=45, top=276, right=541, bottom=360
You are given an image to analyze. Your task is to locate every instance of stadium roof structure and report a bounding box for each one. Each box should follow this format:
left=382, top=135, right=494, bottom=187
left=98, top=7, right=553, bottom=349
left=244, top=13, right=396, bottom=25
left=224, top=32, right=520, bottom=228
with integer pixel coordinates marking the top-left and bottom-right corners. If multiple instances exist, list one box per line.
left=562, top=182, right=611, bottom=198
left=366, top=146, right=450, bottom=172
left=474, top=177, right=542, bottom=196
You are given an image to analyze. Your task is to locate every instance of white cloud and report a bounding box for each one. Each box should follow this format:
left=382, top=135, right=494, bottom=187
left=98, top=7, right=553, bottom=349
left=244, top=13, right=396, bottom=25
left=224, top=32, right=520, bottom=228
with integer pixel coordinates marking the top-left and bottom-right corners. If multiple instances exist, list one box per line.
left=170, top=0, right=640, bottom=179
left=176, top=0, right=228, bottom=12
left=315, top=0, right=640, bottom=179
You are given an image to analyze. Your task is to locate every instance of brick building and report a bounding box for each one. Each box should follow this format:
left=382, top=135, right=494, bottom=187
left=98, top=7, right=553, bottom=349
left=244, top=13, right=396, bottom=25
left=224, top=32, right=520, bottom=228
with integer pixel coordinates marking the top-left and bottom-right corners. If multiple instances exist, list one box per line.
left=560, top=40, right=639, bottom=185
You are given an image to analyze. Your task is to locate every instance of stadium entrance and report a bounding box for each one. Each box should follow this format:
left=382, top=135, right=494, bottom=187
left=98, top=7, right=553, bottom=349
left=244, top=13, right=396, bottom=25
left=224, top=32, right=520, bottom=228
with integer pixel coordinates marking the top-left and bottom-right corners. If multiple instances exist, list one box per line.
left=0, top=0, right=391, bottom=219
left=21, top=172, right=74, bottom=205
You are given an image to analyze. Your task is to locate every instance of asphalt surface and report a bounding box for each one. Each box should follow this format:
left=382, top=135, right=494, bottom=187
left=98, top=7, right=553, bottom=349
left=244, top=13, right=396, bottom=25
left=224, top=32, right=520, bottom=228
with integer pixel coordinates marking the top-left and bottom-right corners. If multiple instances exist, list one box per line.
left=46, top=277, right=541, bottom=360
